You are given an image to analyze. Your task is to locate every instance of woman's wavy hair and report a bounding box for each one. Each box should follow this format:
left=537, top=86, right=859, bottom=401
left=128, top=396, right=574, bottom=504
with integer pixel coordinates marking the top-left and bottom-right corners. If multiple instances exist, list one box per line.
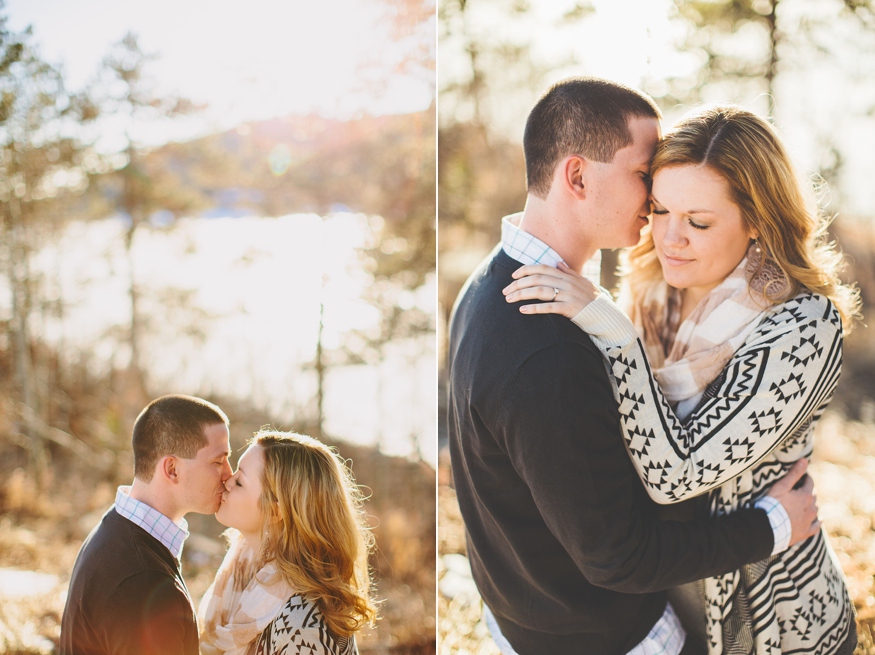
left=624, top=104, right=860, bottom=330
left=252, top=430, right=376, bottom=637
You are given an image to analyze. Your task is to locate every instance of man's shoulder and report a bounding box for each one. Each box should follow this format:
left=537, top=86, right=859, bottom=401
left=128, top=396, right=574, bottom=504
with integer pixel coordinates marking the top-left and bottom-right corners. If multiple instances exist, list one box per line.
left=72, top=508, right=180, bottom=590
left=451, top=247, right=598, bottom=353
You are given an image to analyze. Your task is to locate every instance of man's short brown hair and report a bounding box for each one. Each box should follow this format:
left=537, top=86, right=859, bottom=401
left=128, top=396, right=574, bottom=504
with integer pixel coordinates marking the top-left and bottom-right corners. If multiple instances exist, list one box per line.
left=132, top=395, right=229, bottom=481
left=524, top=77, right=662, bottom=198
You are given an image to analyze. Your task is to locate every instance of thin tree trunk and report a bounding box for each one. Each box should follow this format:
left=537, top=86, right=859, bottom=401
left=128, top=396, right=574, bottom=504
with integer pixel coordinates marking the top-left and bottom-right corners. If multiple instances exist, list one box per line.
left=8, top=197, right=47, bottom=484
left=765, top=0, right=779, bottom=117
left=124, top=222, right=148, bottom=404
left=314, top=282, right=325, bottom=439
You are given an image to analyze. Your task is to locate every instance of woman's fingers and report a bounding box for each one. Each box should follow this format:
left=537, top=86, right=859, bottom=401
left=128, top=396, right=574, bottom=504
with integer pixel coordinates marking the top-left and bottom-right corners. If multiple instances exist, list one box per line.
left=503, top=273, right=564, bottom=296
left=518, top=302, right=564, bottom=315
left=505, top=285, right=558, bottom=303
left=505, top=263, right=597, bottom=318
left=511, top=264, right=561, bottom=280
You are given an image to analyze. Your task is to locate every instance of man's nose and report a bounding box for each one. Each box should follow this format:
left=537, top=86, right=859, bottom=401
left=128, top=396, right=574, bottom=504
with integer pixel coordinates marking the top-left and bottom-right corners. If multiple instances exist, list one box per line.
left=222, top=460, right=233, bottom=481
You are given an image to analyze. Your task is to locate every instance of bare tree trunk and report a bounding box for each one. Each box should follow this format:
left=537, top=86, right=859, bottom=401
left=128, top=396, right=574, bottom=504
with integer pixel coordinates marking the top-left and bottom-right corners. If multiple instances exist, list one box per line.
left=765, top=0, right=779, bottom=117
left=7, top=198, right=47, bottom=484
left=314, top=282, right=325, bottom=439
left=124, top=222, right=148, bottom=405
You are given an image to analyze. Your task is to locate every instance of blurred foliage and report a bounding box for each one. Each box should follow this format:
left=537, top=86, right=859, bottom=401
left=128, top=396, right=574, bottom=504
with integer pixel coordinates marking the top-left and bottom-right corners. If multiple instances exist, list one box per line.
left=79, top=33, right=226, bottom=410
left=0, top=7, right=98, bottom=482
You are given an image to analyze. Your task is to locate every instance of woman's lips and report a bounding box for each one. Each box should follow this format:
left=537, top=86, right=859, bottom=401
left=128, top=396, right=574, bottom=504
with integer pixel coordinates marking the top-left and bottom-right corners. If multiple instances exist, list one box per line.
left=662, top=254, right=693, bottom=266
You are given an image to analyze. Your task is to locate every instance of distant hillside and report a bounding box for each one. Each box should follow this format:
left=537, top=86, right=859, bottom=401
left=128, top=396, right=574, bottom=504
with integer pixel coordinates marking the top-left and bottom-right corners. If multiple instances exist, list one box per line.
left=150, top=108, right=435, bottom=222
left=124, top=107, right=436, bottom=287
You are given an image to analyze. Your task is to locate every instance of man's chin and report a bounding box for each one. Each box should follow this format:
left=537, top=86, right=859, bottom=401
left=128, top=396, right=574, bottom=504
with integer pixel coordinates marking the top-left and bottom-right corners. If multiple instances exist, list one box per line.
left=197, top=495, right=224, bottom=516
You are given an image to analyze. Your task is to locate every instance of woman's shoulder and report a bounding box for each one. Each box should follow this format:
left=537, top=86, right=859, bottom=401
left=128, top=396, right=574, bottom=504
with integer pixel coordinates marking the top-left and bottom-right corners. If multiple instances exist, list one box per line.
left=256, top=593, right=357, bottom=655
left=757, top=289, right=842, bottom=334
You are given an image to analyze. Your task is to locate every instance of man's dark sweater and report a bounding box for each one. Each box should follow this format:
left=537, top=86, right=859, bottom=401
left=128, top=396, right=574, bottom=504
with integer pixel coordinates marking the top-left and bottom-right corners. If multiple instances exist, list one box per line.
left=60, top=508, right=199, bottom=655
left=448, top=248, right=775, bottom=654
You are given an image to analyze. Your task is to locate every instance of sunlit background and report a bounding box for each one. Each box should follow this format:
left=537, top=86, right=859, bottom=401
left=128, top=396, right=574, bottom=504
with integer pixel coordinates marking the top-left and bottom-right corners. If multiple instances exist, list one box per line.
left=6, top=0, right=434, bottom=143
left=0, top=0, right=436, bottom=652
left=437, top=1, right=875, bottom=653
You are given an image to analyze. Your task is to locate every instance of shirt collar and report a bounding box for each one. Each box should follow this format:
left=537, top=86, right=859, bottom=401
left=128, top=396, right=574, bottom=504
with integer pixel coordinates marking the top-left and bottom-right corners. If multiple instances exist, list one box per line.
left=113, top=486, right=190, bottom=560
left=500, top=213, right=602, bottom=285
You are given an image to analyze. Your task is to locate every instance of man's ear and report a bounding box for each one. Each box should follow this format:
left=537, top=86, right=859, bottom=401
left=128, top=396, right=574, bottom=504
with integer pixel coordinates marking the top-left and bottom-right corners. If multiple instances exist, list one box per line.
left=560, top=155, right=588, bottom=200
left=158, top=455, right=180, bottom=484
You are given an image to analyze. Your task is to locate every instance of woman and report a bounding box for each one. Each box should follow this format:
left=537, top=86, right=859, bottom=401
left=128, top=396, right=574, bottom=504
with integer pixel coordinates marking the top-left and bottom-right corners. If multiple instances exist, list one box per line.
left=504, top=106, right=859, bottom=654
left=198, top=430, right=376, bottom=655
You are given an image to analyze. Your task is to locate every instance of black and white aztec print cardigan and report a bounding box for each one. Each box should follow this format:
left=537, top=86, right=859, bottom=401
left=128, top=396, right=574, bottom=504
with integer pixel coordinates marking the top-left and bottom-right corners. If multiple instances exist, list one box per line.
left=572, top=290, right=856, bottom=655
left=253, top=594, right=357, bottom=655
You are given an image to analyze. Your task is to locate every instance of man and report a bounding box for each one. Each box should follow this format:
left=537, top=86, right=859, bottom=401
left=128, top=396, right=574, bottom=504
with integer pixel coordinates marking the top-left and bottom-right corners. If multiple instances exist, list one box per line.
left=447, top=77, right=820, bottom=655
left=60, top=394, right=233, bottom=655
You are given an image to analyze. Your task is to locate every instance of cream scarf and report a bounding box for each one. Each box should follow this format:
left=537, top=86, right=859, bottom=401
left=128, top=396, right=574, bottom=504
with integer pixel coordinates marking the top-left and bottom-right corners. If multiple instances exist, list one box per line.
left=198, top=534, right=295, bottom=655
left=626, top=245, right=785, bottom=419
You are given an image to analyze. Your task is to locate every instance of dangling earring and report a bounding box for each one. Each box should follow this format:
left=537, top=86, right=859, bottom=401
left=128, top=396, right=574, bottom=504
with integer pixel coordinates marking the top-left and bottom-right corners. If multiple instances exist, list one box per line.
left=753, top=238, right=761, bottom=254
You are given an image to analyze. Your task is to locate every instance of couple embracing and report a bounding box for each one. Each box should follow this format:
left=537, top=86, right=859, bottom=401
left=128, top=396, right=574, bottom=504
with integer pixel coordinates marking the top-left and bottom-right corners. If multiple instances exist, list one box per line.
left=60, top=394, right=374, bottom=655
left=448, top=77, right=859, bottom=654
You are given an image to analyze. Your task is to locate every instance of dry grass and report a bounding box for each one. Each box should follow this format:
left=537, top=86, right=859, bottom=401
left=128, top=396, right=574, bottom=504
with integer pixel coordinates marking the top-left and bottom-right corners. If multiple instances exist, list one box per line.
left=438, top=410, right=875, bottom=654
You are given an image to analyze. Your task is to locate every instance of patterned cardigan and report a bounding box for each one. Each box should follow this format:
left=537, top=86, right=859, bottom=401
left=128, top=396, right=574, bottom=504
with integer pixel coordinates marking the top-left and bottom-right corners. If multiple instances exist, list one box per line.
left=573, top=291, right=855, bottom=655
left=252, top=594, right=357, bottom=655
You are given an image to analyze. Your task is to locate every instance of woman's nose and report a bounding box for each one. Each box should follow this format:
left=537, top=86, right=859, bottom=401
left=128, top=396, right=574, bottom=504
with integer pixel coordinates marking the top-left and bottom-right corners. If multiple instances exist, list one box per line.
left=662, top=218, right=687, bottom=246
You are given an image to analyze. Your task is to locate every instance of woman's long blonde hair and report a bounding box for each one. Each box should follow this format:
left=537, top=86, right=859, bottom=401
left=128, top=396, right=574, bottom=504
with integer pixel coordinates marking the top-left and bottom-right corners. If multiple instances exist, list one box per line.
left=253, top=430, right=376, bottom=637
left=625, top=104, right=860, bottom=330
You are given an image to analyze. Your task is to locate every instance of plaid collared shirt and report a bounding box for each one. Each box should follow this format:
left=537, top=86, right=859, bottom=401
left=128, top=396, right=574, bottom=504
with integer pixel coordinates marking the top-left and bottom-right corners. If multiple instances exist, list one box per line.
left=113, top=486, right=189, bottom=560
left=500, top=213, right=602, bottom=284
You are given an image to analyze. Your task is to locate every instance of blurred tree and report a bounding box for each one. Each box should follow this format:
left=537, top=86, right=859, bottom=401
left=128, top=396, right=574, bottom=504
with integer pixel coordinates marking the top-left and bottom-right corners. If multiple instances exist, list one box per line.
left=0, top=7, right=96, bottom=483
left=86, top=33, right=207, bottom=404
left=656, top=0, right=780, bottom=114
left=438, top=0, right=597, bottom=307
left=841, top=0, right=875, bottom=26
left=659, top=0, right=875, bottom=123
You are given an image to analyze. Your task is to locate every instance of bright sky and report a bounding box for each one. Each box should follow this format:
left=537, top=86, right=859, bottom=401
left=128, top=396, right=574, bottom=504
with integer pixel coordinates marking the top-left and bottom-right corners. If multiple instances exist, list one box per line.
left=5, top=0, right=434, bottom=143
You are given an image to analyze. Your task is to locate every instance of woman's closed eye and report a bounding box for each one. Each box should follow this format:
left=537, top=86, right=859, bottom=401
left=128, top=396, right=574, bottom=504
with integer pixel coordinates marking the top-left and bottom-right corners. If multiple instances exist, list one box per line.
left=651, top=207, right=710, bottom=230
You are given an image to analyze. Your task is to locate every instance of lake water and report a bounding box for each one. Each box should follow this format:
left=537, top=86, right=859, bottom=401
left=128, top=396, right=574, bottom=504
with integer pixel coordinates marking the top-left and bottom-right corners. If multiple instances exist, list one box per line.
left=28, top=214, right=436, bottom=466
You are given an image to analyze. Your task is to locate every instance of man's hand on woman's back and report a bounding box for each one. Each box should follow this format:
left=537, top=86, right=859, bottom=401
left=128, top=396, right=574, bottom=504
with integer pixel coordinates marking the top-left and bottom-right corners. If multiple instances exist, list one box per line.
left=765, top=458, right=821, bottom=547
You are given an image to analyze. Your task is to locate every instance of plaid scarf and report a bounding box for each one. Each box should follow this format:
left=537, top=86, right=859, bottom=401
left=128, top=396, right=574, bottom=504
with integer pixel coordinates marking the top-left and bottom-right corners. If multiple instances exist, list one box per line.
left=198, top=535, right=295, bottom=655
left=627, top=244, right=783, bottom=420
